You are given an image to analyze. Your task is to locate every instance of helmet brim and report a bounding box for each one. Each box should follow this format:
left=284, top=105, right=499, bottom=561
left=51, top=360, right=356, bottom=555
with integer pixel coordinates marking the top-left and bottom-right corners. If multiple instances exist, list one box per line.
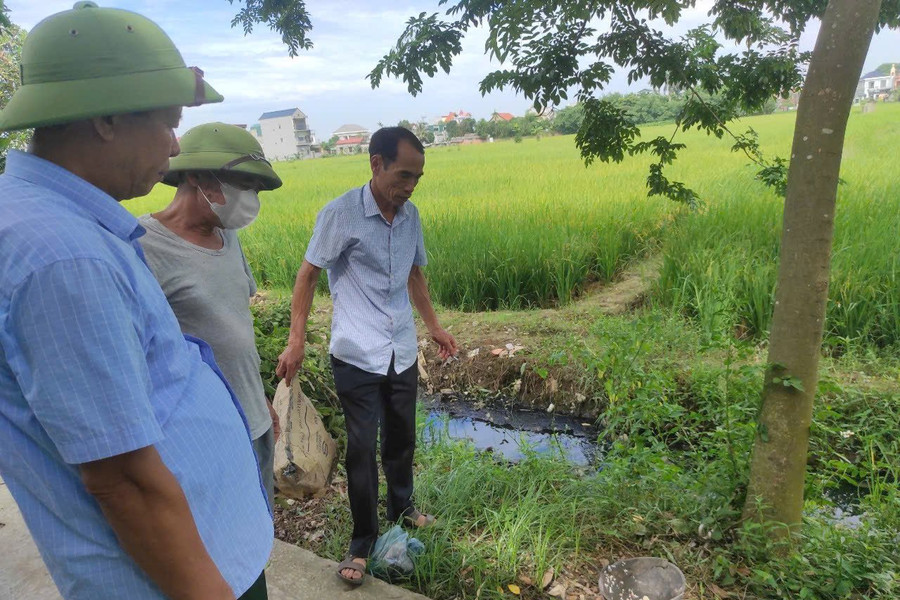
left=0, top=66, right=222, bottom=131
left=162, top=151, right=283, bottom=191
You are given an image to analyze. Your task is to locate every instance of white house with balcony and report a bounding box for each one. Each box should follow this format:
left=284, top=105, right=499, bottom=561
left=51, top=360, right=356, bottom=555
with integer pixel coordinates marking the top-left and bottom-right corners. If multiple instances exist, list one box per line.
left=251, top=108, right=317, bottom=161
left=856, top=64, right=899, bottom=101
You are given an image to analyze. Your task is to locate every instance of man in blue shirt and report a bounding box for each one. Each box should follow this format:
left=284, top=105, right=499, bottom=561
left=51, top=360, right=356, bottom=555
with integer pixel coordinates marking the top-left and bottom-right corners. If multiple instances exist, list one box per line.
left=0, top=4, right=272, bottom=599
left=276, top=127, right=458, bottom=584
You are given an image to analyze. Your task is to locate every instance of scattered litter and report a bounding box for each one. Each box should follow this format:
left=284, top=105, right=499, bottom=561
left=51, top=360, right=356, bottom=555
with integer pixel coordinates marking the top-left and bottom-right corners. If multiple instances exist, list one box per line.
left=541, top=568, right=555, bottom=589
left=547, top=403, right=555, bottom=413
left=368, top=525, right=425, bottom=580
left=467, top=348, right=480, bottom=358
left=490, top=343, right=526, bottom=358
left=417, top=350, right=429, bottom=381
left=506, top=343, right=526, bottom=357
left=303, top=529, right=324, bottom=542
left=548, top=582, right=566, bottom=597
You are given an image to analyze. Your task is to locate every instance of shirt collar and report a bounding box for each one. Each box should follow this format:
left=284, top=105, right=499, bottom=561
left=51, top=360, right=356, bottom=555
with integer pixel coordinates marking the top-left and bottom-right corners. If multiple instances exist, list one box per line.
left=363, top=181, right=407, bottom=225
left=5, top=150, right=144, bottom=243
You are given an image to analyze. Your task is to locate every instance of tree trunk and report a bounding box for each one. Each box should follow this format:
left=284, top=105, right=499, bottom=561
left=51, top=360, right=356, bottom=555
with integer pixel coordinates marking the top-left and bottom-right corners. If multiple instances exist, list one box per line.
left=743, top=0, right=882, bottom=532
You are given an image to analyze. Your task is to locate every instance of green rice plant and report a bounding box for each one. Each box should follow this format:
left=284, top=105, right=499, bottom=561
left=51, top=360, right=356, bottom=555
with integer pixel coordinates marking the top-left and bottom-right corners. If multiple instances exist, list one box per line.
left=127, top=132, right=669, bottom=310
left=128, top=104, right=900, bottom=345
left=655, top=103, right=900, bottom=348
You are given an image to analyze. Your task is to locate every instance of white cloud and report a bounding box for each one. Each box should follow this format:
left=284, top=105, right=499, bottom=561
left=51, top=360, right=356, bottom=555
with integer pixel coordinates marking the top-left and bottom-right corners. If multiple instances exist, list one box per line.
left=7, top=0, right=899, bottom=138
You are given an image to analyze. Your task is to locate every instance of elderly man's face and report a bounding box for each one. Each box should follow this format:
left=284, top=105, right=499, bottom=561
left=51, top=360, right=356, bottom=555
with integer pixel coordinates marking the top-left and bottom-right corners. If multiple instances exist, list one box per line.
left=114, top=107, right=182, bottom=200
left=371, top=139, right=425, bottom=211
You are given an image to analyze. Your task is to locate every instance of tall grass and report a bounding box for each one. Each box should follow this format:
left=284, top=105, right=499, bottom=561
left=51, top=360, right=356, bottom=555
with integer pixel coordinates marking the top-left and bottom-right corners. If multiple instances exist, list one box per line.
left=655, top=103, right=900, bottom=349
left=127, top=134, right=672, bottom=309
left=128, top=103, right=900, bottom=345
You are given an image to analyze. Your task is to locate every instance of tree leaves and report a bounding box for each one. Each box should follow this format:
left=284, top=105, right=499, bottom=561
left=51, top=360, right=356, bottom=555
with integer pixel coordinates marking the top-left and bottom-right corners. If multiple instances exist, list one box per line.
left=367, top=0, right=827, bottom=206
left=0, top=22, right=29, bottom=173
left=368, top=13, right=463, bottom=95
left=575, top=98, right=639, bottom=165
left=227, top=0, right=313, bottom=57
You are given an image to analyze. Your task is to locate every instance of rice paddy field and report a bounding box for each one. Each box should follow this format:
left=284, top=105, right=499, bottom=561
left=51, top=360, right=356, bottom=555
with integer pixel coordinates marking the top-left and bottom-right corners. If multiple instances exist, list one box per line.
left=128, top=102, right=900, bottom=349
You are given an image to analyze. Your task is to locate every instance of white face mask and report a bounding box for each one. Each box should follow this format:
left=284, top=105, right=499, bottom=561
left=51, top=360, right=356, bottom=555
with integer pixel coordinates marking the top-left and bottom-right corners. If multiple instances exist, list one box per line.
left=199, top=177, right=260, bottom=229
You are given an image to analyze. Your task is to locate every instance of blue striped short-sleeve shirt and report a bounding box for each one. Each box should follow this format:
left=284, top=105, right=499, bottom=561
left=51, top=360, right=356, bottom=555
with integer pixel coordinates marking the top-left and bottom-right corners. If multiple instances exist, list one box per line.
left=305, top=183, right=427, bottom=375
left=0, top=151, right=273, bottom=599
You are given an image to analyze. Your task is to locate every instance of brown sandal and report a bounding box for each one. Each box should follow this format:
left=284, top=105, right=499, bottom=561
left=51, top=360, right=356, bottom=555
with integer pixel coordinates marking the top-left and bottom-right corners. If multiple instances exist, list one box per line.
left=336, top=556, right=367, bottom=585
left=403, top=509, right=436, bottom=529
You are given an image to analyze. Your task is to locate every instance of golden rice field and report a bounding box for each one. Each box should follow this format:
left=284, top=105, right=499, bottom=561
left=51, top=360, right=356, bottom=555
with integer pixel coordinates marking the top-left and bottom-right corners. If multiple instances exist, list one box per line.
left=128, top=103, right=900, bottom=347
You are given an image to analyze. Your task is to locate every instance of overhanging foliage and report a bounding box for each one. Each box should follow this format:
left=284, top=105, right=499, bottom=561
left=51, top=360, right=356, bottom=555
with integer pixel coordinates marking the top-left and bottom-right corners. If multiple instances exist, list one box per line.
left=364, top=1, right=899, bottom=205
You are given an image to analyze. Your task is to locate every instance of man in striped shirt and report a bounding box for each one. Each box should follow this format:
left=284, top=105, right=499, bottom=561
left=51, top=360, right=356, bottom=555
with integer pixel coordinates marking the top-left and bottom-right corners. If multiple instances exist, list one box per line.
left=277, top=127, right=457, bottom=584
left=0, top=4, right=272, bottom=599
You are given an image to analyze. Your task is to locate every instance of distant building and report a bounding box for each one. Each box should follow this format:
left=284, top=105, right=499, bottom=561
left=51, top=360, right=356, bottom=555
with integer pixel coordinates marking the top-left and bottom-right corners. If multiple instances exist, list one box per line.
left=251, top=108, right=316, bottom=161
left=856, top=64, right=899, bottom=101
left=776, top=90, right=802, bottom=111
left=449, top=133, right=482, bottom=146
left=490, top=112, right=515, bottom=122
left=440, top=110, right=473, bottom=123
left=525, top=106, right=555, bottom=121
left=331, top=123, right=371, bottom=155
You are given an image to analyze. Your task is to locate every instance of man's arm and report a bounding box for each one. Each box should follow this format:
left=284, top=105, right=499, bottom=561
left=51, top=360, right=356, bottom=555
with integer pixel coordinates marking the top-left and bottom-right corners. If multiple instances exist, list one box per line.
left=408, top=265, right=457, bottom=359
left=276, top=259, right=322, bottom=383
left=80, top=446, right=235, bottom=600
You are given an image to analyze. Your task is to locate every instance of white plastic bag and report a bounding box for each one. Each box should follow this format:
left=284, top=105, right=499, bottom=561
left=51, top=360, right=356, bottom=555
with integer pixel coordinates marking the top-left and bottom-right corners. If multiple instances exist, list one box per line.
left=368, top=525, right=425, bottom=580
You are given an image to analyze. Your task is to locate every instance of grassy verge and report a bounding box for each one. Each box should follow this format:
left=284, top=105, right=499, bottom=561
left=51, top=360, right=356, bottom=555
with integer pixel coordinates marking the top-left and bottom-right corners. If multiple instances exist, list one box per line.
left=256, top=293, right=899, bottom=599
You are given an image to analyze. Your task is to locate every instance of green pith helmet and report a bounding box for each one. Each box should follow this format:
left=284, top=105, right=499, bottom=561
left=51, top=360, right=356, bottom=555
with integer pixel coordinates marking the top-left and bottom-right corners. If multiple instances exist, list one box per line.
left=163, top=123, right=282, bottom=191
left=0, top=2, right=223, bottom=132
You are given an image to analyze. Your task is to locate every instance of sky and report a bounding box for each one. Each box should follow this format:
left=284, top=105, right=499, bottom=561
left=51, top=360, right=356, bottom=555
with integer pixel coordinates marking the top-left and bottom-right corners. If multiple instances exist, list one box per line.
left=8, top=1, right=900, bottom=139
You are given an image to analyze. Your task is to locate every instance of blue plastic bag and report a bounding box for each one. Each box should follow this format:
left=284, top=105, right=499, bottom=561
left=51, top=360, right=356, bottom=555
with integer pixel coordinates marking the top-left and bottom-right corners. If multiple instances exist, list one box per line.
left=368, top=525, right=425, bottom=580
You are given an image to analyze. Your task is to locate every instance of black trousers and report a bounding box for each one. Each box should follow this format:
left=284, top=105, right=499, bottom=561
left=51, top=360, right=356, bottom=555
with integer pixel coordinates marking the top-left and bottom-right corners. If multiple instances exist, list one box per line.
left=331, top=354, right=418, bottom=558
left=238, top=572, right=267, bottom=600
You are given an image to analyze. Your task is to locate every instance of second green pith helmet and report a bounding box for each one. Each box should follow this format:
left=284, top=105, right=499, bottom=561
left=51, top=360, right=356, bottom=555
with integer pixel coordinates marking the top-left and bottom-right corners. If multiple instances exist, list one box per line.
left=0, top=1, right=222, bottom=132
left=163, top=123, right=283, bottom=191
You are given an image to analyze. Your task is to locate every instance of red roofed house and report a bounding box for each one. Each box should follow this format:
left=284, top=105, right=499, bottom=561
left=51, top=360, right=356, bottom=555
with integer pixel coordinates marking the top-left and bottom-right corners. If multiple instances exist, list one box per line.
left=490, top=112, right=515, bottom=122
left=332, top=123, right=370, bottom=155
left=441, top=110, right=473, bottom=123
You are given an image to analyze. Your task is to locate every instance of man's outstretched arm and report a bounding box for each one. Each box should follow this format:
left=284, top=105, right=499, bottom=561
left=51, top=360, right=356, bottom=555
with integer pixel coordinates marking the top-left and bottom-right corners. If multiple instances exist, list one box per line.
left=408, top=265, right=457, bottom=360
left=276, top=259, right=322, bottom=383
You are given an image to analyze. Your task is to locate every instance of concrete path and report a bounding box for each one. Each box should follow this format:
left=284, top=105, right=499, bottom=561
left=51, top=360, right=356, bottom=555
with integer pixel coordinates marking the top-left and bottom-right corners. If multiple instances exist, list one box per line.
left=0, top=479, right=428, bottom=600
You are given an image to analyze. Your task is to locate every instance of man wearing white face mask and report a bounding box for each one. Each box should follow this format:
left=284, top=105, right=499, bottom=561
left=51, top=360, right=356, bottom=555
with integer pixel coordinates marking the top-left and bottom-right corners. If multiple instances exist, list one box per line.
left=139, top=122, right=283, bottom=509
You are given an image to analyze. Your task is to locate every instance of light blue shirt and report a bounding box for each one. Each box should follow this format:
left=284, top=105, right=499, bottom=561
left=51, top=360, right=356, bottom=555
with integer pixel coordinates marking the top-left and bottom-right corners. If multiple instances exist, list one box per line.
left=305, top=183, right=427, bottom=375
left=0, top=151, right=272, bottom=599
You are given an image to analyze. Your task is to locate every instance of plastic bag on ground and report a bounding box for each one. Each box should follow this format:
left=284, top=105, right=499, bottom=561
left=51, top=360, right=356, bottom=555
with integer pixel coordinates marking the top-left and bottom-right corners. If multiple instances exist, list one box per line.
left=368, top=525, right=425, bottom=580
